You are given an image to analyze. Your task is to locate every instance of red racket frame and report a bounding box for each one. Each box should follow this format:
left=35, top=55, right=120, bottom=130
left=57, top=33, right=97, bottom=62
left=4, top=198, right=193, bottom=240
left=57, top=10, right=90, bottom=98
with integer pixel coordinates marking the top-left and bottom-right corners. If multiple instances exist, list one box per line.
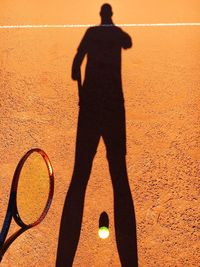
left=0, top=148, right=54, bottom=261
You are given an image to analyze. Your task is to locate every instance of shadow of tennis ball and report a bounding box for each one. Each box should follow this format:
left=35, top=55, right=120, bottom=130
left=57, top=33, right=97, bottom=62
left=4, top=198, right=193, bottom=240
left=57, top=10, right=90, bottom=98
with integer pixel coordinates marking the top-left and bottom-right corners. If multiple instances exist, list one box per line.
left=98, top=212, right=109, bottom=239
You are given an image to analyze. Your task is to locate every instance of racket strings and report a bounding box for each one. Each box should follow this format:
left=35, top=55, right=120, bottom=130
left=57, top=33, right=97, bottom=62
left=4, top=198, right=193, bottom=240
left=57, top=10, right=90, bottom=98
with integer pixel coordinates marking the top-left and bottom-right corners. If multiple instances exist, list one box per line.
left=16, top=153, right=50, bottom=226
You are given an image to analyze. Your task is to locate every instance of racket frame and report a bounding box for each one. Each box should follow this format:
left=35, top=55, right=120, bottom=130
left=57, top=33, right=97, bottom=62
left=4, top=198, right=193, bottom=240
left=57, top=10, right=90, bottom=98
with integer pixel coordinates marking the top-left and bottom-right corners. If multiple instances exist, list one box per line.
left=0, top=148, right=54, bottom=261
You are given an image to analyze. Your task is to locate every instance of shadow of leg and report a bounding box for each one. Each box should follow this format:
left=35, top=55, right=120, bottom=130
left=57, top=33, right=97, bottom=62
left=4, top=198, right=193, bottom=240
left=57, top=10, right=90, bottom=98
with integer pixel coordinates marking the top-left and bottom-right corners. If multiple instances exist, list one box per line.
left=56, top=107, right=100, bottom=267
left=56, top=156, right=93, bottom=267
left=102, top=104, right=138, bottom=266
left=108, top=155, right=138, bottom=267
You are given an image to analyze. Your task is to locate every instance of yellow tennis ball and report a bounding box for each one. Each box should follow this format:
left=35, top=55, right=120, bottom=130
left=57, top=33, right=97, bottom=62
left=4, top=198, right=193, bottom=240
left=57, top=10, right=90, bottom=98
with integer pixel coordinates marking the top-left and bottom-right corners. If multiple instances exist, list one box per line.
left=98, top=226, right=110, bottom=239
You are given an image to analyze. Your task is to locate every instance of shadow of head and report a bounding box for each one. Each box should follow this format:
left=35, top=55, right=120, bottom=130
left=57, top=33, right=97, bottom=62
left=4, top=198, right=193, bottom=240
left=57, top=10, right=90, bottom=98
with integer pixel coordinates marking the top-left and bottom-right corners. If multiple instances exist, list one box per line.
left=100, top=3, right=113, bottom=20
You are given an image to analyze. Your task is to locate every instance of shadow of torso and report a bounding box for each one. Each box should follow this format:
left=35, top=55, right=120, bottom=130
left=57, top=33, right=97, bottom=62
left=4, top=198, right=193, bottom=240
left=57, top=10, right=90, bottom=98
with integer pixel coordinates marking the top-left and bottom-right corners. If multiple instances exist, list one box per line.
left=79, top=25, right=130, bottom=109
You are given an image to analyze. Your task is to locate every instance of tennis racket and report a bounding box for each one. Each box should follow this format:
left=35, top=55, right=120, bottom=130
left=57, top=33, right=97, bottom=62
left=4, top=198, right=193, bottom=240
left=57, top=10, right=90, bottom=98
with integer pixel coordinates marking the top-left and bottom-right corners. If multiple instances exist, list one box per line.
left=0, top=148, right=54, bottom=262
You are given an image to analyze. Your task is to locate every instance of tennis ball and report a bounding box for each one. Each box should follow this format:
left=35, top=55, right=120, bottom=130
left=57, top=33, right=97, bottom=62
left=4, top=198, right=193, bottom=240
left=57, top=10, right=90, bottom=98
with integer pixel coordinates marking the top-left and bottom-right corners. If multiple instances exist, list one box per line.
left=98, top=226, right=110, bottom=239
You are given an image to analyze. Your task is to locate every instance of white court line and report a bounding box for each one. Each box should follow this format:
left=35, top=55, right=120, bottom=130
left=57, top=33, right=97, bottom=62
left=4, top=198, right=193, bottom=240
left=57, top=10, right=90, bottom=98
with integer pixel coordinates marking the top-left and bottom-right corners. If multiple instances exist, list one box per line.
left=0, top=23, right=200, bottom=29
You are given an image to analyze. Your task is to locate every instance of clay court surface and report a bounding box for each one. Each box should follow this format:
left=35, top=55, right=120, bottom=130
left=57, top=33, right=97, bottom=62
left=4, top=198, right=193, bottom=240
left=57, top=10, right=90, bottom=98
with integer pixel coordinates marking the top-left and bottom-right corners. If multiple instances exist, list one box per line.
left=0, top=1, right=200, bottom=266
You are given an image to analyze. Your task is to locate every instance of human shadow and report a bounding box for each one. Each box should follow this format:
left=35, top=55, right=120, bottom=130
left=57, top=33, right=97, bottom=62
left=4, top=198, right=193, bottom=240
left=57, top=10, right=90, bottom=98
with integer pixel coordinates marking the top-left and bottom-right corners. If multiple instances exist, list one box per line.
left=56, top=4, right=138, bottom=267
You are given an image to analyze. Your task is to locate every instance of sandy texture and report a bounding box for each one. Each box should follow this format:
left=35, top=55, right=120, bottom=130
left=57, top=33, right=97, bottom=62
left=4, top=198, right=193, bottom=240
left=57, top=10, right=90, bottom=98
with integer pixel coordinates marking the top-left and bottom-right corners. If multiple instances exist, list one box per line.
left=0, top=1, right=200, bottom=266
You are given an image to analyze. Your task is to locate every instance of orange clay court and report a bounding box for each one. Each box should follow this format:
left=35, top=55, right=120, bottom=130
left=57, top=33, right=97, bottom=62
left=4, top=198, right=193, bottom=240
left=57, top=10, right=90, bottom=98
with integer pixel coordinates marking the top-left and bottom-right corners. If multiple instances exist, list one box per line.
left=0, top=1, right=200, bottom=266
